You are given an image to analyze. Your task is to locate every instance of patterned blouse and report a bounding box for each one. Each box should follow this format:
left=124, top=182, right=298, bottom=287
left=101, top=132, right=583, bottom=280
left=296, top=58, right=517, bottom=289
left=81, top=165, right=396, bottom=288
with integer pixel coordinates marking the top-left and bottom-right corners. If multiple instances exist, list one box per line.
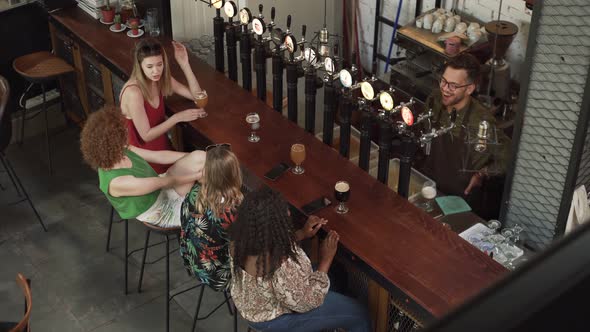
left=179, top=184, right=237, bottom=291
left=230, top=245, right=330, bottom=323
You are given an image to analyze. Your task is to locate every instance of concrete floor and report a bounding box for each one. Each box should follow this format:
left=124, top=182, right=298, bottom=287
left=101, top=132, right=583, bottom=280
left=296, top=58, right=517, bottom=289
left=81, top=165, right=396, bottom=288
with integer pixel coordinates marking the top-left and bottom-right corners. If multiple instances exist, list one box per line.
left=0, top=125, right=249, bottom=331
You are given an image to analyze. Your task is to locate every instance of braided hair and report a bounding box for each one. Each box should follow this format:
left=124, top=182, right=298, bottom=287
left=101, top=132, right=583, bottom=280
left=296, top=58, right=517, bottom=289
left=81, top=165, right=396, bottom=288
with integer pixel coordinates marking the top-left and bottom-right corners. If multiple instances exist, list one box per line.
left=229, top=187, right=299, bottom=280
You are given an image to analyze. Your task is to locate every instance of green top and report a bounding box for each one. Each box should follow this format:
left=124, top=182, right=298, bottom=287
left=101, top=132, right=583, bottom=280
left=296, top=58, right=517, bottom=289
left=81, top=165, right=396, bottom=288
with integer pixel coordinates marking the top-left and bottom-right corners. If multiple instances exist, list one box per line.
left=425, top=91, right=512, bottom=174
left=98, top=149, right=160, bottom=219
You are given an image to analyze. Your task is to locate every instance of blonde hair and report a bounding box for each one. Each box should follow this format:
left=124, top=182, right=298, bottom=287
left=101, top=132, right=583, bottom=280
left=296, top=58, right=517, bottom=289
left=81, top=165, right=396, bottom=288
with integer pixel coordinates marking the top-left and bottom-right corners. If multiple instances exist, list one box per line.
left=130, top=38, right=173, bottom=101
left=196, top=147, right=243, bottom=218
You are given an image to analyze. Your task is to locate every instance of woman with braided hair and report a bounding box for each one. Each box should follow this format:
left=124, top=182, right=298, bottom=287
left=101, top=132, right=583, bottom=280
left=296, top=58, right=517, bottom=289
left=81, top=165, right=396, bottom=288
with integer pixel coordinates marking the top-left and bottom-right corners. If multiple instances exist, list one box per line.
left=229, top=187, right=372, bottom=332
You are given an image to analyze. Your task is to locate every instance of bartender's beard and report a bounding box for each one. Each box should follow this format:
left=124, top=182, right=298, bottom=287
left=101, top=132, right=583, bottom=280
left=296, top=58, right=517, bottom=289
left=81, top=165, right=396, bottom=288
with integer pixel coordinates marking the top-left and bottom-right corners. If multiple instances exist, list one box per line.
left=441, top=91, right=469, bottom=108
left=440, top=89, right=469, bottom=111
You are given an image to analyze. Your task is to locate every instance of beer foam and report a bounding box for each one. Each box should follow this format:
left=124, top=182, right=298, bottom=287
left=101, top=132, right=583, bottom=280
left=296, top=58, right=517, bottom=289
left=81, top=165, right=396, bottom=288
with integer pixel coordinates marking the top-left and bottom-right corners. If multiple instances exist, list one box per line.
left=335, top=181, right=350, bottom=192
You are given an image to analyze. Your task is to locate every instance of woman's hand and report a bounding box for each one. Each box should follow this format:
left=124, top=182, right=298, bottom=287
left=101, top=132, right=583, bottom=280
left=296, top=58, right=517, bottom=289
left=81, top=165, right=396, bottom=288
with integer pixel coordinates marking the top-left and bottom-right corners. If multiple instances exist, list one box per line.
left=171, top=108, right=206, bottom=123
left=295, top=215, right=327, bottom=241
left=318, top=230, right=339, bottom=273
left=172, top=41, right=190, bottom=68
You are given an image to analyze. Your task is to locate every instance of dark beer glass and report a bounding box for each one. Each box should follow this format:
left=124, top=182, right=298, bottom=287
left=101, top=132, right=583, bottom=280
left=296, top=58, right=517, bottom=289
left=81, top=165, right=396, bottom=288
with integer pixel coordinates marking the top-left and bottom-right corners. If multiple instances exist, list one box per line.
left=334, top=181, right=350, bottom=214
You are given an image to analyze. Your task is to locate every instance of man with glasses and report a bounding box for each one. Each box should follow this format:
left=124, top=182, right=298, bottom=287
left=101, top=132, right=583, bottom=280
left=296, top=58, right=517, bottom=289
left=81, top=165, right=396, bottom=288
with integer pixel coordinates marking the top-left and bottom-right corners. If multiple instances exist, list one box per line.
left=422, top=53, right=511, bottom=219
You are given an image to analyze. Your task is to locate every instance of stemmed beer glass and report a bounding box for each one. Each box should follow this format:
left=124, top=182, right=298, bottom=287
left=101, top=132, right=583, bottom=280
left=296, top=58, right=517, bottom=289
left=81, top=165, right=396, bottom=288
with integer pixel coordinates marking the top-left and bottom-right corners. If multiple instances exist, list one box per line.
left=194, top=89, right=208, bottom=118
left=245, top=112, right=260, bottom=142
left=290, top=144, right=306, bottom=174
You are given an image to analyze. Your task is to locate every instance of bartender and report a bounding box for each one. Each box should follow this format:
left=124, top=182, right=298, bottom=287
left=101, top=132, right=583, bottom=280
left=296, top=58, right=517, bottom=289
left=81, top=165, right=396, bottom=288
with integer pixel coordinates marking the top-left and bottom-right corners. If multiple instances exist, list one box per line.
left=422, top=53, right=511, bottom=217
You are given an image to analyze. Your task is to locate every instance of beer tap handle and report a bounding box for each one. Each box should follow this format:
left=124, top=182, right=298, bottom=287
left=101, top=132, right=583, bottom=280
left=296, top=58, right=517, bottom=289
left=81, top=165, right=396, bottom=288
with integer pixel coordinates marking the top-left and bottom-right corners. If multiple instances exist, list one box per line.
left=286, top=14, right=292, bottom=31
left=271, top=6, right=275, bottom=22
left=299, top=25, right=306, bottom=53
left=258, top=4, right=263, bottom=17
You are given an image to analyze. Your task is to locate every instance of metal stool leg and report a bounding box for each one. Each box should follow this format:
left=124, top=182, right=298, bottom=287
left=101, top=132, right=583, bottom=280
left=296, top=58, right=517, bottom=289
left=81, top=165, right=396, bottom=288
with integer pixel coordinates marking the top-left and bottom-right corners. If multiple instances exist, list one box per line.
left=191, top=285, right=206, bottom=332
left=0, top=153, right=21, bottom=197
left=1, top=153, right=47, bottom=231
left=137, top=229, right=152, bottom=293
left=19, top=91, right=28, bottom=146
left=233, top=301, right=238, bottom=332
left=165, top=234, right=170, bottom=332
left=224, top=290, right=235, bottom=316
left=124, top=219, right=129, bottom=295
left=41, top=84, right=52, bottom=174
left=106, top=207, right=115, bottom=252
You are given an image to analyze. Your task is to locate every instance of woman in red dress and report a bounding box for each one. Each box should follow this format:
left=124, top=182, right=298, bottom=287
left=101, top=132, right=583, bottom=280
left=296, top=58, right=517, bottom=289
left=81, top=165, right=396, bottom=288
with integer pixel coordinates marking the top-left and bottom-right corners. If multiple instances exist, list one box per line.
left=120, top=38, right=206, bottom=174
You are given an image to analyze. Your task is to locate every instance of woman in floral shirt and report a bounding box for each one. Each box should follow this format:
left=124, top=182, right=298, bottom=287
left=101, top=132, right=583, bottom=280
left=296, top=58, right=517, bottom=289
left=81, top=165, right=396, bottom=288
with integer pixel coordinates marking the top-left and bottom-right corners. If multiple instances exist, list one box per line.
left=229, top=187, right=372, bottom=332
left=179, top=145, right=243, bottom=291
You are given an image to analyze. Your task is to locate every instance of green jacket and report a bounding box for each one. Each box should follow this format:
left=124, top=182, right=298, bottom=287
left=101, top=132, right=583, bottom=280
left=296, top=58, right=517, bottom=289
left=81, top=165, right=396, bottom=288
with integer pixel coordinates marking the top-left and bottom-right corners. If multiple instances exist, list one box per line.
left=425, top=91, right=511, bottom=175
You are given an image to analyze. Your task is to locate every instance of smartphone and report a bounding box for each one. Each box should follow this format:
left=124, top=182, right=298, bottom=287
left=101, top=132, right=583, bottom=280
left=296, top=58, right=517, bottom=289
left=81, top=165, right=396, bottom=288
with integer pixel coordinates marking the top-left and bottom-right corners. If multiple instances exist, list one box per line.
left=264, top=162, right=290, bottom=181
left=302, top=196, right=332, bottom=215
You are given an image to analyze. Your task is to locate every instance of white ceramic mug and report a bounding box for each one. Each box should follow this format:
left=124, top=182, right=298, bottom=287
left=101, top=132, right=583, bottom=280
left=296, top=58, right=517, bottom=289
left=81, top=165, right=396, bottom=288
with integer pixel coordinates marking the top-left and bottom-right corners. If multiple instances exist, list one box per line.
left=423, top=14, right=434, bottom=30
left=444, top=17, right=456, bottom=32
left=468, top=30, right=482, bottom=43
left=415, top=17, right=424, bottom=29
left=454, top=22, right=467, bottom=34
left=467, top=22, right=481, bottom=35
left=432, top=18, right=443, bottom=34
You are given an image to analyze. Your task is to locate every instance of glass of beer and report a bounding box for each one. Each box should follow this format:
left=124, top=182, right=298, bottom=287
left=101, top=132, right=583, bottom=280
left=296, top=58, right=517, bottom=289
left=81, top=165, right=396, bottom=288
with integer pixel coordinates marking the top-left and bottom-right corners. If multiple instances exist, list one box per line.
left=420, top=180, right=437, bottom=212
left=290, top=144, right=306, bottom=174
left=334, top=181, right=350, bottom=214
left=194, top=90, right=208, bottom=118
left=245, top=112, right=261, bottom=142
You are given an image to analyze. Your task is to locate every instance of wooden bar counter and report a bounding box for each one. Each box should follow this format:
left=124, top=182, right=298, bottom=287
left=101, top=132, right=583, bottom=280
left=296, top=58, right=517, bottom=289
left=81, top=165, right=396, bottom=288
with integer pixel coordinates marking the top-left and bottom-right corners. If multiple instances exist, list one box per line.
left=49, top=7, right=507, bottom=328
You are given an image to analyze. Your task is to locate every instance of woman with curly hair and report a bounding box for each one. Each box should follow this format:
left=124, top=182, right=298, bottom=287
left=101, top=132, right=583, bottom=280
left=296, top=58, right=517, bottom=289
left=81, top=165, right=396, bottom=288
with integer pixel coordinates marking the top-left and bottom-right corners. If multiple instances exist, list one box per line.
left=179, top=144, right=243, bottom=291
left=229, top=187, right=372, bottom=332
left=80, top=106, right=205, bottom=228
left=120, top=38, right=206, bottom=173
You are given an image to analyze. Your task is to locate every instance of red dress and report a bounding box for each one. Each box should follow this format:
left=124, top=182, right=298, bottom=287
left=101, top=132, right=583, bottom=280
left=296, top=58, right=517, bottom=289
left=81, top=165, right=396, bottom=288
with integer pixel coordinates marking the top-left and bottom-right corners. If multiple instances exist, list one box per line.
left=122, top=85, right=172, bottom=174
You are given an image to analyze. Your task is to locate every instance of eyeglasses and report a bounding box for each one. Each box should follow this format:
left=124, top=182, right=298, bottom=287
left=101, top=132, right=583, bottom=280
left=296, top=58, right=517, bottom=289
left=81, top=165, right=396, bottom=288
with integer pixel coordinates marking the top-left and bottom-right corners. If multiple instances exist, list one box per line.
left=439, top=76, right=472, bottom=92
left=205, top=143, right=231, bottom=151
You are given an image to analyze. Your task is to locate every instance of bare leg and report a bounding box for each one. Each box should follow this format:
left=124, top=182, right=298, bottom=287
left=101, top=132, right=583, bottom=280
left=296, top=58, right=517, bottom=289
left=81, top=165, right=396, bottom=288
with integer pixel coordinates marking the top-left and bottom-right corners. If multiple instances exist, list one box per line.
left=166, top=150, right=206, bottom=196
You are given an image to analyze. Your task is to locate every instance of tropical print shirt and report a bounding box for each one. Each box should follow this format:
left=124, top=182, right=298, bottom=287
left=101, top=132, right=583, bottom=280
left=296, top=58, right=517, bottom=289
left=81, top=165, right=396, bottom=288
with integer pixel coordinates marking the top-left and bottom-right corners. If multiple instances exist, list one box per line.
left=179, top=183, right=237, bottom=291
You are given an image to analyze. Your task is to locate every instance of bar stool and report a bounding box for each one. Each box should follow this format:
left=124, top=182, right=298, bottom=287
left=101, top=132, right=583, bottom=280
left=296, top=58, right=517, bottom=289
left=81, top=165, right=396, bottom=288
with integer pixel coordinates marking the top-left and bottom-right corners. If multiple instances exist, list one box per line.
left=136, top=222, right=181, bottom=332
left=13, top=51, right=74, bottom=174
left=105, top=206, right=129, bottom=294
left=189, top=284, right=237, bottom=332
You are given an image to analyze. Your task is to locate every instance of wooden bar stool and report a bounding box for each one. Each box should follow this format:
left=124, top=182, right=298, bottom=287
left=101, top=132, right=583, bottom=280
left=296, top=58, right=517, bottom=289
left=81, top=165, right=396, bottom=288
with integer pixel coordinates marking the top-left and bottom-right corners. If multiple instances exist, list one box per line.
left=13, top=51, right=74, bottom=174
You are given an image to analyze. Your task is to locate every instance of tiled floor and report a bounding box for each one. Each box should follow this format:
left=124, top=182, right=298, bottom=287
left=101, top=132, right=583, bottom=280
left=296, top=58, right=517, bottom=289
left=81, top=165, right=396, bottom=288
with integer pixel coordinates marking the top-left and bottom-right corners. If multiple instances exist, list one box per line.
left=0, top=127, right=249, bottom=331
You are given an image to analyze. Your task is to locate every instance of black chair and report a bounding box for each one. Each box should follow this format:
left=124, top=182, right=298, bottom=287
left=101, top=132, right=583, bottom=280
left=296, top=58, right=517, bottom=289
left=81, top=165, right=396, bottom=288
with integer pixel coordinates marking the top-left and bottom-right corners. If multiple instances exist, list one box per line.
left=0, top=75, right=47, bottom=232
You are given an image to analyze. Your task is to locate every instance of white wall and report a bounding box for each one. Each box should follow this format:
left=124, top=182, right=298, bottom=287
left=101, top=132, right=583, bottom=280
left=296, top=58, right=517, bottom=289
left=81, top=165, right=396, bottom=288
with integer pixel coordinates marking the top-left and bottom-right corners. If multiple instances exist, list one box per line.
left=358, top=0, right=532, bottom=79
